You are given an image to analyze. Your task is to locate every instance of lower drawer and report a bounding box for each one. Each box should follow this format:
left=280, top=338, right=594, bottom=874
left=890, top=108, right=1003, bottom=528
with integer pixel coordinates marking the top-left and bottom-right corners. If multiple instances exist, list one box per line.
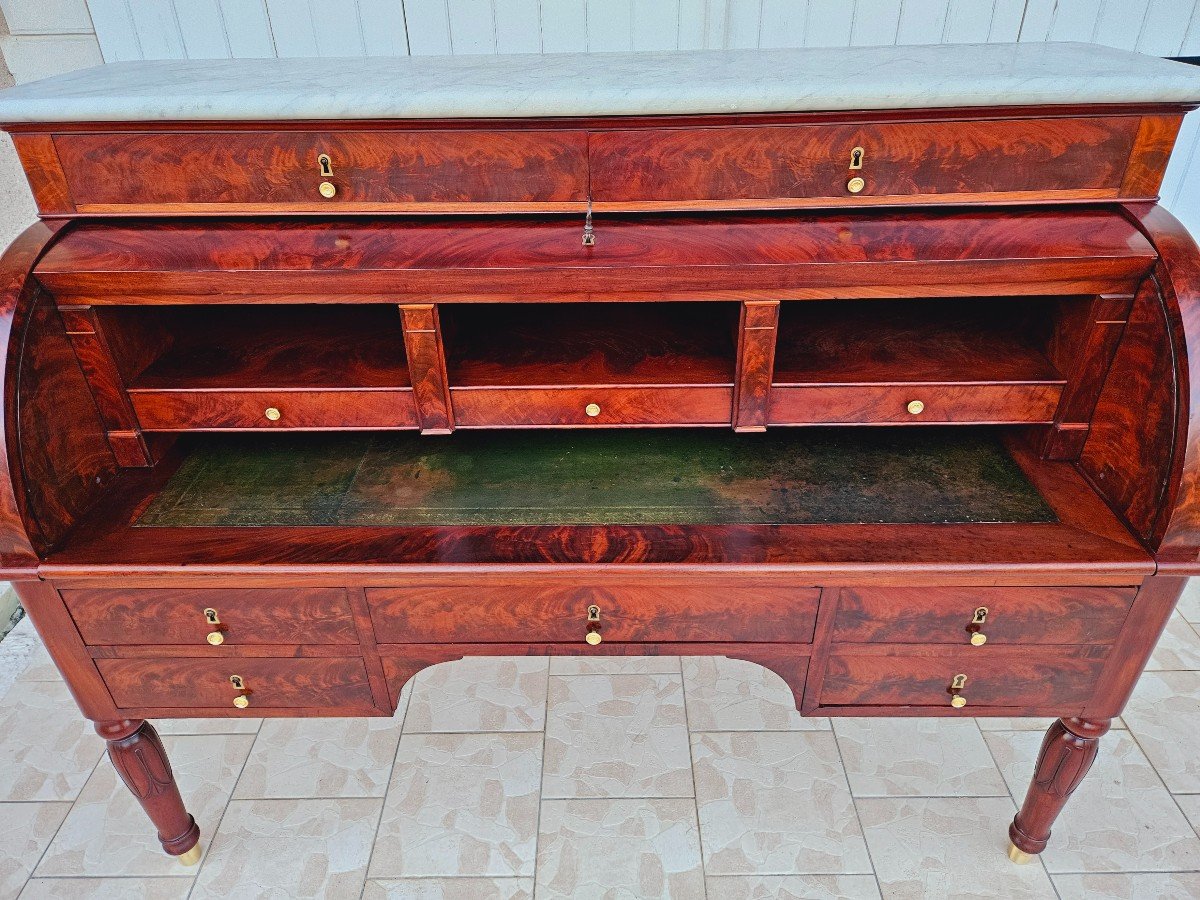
left=768, top=384, right=1062, bottom=424
left=63, top=587, right=358, bottom=646
left=450, top=386, right=733, bottom=427
left=818, top=647, right=1108, bottom=709
left=832, top=586, right=1135, bottom=646
left=128, top=388, right=419, bottom=430
left=96, top=656, right=374, bottom=710
left=367, top=577, right=819, bottom=643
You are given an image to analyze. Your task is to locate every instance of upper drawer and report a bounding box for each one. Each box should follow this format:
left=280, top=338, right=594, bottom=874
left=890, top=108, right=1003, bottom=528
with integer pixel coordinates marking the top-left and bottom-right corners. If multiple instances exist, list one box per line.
left=51, top=130, right=590, bottom=212
left=588, top=117, right=1149, bottom=206
left=62, top=587, right=358, bottom=646
left=833, top=586, right=1135, bottom=646
left=367, top=577, right=819, bottom=644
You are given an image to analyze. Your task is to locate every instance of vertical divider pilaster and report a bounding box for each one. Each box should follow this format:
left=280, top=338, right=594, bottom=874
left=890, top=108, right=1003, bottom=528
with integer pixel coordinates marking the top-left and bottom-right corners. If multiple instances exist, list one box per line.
left=732, top=299, right=780, bottom=432
left=399, top=303, right=455, bottom=435
left=58, top=304, right=153, bottom=467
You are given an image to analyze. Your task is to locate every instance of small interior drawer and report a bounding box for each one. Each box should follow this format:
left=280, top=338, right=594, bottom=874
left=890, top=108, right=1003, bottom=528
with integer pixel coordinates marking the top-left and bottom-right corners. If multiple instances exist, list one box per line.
left=367, top=578, right=820, bottom=644
left=832, top=586, right=1135, bottom=646
left=768, top=384, right=1062, bottom=425
left=53, top=129, right=590, bottom=211
left=818, top=648, right=1108, bottom=709
left=128, top=389, right=419, bottom=430
left=96, top=656, right=374, bottom=710
left=62, top=587, right=359, bottom=646
left=450, top=386, right=734, bottom=427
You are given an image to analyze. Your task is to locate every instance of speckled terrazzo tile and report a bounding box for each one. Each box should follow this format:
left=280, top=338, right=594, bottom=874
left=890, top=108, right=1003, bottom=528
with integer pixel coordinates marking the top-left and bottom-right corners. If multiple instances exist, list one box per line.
left=233, top=716, right=402, bottom=799
left=35, top=734, right=255, bottom=877
left=833, top=718, right=1007, bottom=797
left=682, top=657, right=825, bottom=732
left=1174, top=578, right=1200, bottom=623
left=856, top=796, right=1055, bottom=899
left=1147, top=614, right=1200, bottom=670
left=155, top=718, right=262, bottom=735
left=692, top=731, right=870, bottom=875
left=0, top=617, right=45, bottom=698
left=549, top=655, right=680, bottom=675
left=1174, top=792, right=1200, bottom=836
left=18, top=638, right=59, bottom=682
left=0, top=802, right=70, bottom=897
left=704, top=874, right=882, bottom=899
left=370, top=732, right=542, bottom=879
left=19, top=877, right=193, bottom=898
left=191, top=798, right=380, bottom=899
left=362, top=878, right=534, bottom=899
left=0, top=680, right=104, bottom=801
left=985, top=729, right=1200, bottom=872
left=1122, top=671, right=1200, bottom=793
left=1050, top=872, right=1200, bottom=899
left=536, top=799, right=704, bottom=899
left=404, top=657, right=548, bottom=733
left=542, top=673, right=693, bottom=799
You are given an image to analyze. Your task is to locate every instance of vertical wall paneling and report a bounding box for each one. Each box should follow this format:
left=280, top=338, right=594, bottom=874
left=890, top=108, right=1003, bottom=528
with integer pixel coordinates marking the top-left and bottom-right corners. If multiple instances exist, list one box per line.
left=587, top=0, right=634, bottom=51
left=359, top=0, right=411, bottom=56
left=493, top=0, right=540, bottom=53
left=261, top=0, right=319, bottom=55
left=1138, top=0, right=1194, bottom=55
left=1183, top=2, right=1200, bottom=53
left=941, top=0, right=993, bottom=42
left=87, top=0, right=142, bottom=61
left=1092, top=0, right=1153, bottom=49
left=987, top=0, right=1026, bottom=40
left=173, top=0, right=231, bottom=58
left=757, top=0, right=804, bottom=49
left=447, top=0, right=495, bottom=53
left=804, top=0, right=855, bottom=46
left=851, top=0, right=902, bottom=47
left=540, top=0, right=587, bottom=51
left=128, top=0, right=186, bottom=59
left=220, top=0, right=276, bottom=57
left=402, top=0, right=452, bottom=53
left=723, top=0, right=762, bottom=48
left=894, top=0, right=950, bottom=43
left=312, top=2, right=369, bottom=55
left=632, top=0, right=680, bottom=51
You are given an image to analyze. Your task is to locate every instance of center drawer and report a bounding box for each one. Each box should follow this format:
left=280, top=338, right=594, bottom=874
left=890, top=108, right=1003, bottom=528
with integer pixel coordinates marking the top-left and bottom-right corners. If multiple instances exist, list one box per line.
left=367, top=578, right=820, bottom=644
left=95, top=656, right=375, bottom=710
left=61, top=587, right=359, bottom=646
left=450, top=386, right=735, bottom=427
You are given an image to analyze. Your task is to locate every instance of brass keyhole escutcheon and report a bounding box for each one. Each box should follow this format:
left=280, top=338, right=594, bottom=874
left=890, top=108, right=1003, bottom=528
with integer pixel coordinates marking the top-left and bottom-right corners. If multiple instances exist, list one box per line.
left=906, top=400, right=925, bottom=415
left=204, top=608, right=220, bottom=625
left=204, top=608, right=225, bottom=645
left=230, top=674, right=250, bottom=709
left=317, top=153, right=334, bottom=177
left=319, top=181, right=337, bottom=199
left=585, top=403, right=601, bottom=418
left=585, top=604, right=602, bottom=646
left=968, top=606, right=989, bottom=646
left=849, top=146, right=864, bottom=170
left=264, top=407, right=281, bottom=422
left=847, top=176, right=865, bottom=194
left=949, top=673, right=968, bottom=708
left=229, top=675, right=244, bottom=690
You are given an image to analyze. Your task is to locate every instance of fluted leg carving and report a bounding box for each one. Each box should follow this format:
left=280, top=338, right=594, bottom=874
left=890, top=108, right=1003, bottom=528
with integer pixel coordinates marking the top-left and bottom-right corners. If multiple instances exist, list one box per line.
left=1008, top=716, right=1110, bottom=860
left=96, top=719, right=201, bottom=863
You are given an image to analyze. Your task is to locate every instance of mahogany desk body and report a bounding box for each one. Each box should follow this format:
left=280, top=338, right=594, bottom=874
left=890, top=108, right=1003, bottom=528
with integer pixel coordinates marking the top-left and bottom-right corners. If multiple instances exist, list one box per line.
left=2, top=52, right=1200, bottom=868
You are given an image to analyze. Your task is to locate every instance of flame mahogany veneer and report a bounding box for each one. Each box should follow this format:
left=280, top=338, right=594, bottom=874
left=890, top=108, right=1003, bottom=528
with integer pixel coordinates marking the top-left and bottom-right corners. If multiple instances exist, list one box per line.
left=2, top=95, right=1200, bottom=868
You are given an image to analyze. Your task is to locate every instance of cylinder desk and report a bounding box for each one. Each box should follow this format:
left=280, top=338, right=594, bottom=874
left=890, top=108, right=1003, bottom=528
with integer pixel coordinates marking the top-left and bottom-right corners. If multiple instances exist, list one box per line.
left=0, top=41, right=1198, bottom=867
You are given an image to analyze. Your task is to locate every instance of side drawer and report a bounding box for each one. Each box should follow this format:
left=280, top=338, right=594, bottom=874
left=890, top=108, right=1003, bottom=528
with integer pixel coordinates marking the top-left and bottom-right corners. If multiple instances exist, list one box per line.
left=818, top=647, right=1108, bottom=709
left=589, top=116, right=1143, bottom=205
left=451, top=386, right=734, bottom=427
left=832, top=586, right=1135, bottom=646
left=367, top=578, right=820, bottom=644
left=62, top=587, right=359, bottom=646
left=53, top=129, right=590, bottom=211
left=128, top=389, right=419, bottom=431
left=768, top=384, right=1062, bottom=425
left=96, top=656, right=374, bottom=710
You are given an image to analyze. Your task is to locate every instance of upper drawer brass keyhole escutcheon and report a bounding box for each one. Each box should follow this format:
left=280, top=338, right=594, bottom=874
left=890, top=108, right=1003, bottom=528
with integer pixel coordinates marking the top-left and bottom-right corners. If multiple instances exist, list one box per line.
left=949, top=673, right=968, bottom=709
left=585, top=604, right=602, bottom=646
left=230, top=674, right=250, bottom=709
left=968, top=606, right=989, bottom=647
left=203, top=607, right=224, bottom=646
left=849, top=146, right=864, bottom=170
left=317, top=153, right=336, bottom=198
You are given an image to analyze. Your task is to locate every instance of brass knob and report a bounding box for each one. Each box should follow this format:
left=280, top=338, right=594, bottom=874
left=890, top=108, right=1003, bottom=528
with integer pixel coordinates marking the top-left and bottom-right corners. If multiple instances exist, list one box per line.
left=585, top=631, right=602, bottom=646
left=232, top=695, right=250, bottom=709
left=951, top=695, right=967, bottom=709
left=847, top=176, right=865, bottom=194
left=206, top=631, right=225, bottom=646
left=319, top=181, right=337, bottom=199
left=970, top=632, right=987, bottom=647
left=906, top=400, right=925, bottom=415
left=264, top=407, right=281, bottom=422
left=585, top=403, right=601, bottom=417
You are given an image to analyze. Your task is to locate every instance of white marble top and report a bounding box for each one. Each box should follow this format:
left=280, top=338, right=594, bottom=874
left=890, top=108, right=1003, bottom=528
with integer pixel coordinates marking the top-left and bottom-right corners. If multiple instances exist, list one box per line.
left=0, top=42, right=1198, bottom=123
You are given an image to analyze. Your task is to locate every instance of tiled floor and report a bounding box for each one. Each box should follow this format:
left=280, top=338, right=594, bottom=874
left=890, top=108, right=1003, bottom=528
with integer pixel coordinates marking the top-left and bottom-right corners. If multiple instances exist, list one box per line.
left=5, top=584, right=1200, bottom=898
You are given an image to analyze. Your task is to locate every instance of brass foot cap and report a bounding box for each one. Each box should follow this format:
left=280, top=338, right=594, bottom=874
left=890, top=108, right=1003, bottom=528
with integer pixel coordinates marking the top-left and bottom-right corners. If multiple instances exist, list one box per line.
left=177, top=844, right=202, bottom=867
left=1007, top=842, right=1034, bottom=865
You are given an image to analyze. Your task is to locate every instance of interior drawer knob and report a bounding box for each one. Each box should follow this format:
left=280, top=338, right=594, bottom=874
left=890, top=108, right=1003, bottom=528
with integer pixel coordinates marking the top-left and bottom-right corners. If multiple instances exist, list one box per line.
left=585, top=603, right=602, bottom=645
left=906, top=399, right=925, bottom=415
left=585, top=403, right=601, bottom=418
left=847, top=176, right=866, bottom=194
left=319, top=181, right=337, bottom=199
left=264, top=407, right=282, bottom=422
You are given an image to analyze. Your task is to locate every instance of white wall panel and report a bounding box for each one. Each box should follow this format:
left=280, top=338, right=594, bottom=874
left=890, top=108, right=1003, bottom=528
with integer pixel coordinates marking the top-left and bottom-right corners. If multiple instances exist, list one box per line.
left=804, top=0, right=855, bottom=46
left=851, top=0, right=902, bottom=47
left=174, top=0, right=232, bottom=58
left=540, top=0, right=587, bottom=51
left=492, top=0, right=539, bottom=53
left=447, top=0, right=495, bottom=53
left=895, top=0, right=949, bottom=43
left=220, top=0, right=276, bottom=57
left=586, top=0, right=633, bottom=50
left=87, top=0, right=142, bottom=61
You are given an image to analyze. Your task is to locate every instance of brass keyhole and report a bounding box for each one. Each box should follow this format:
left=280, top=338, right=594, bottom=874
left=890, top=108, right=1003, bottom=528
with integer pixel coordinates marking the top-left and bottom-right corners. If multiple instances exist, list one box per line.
left=950, top=674, right=967, bottom=690
left=949, top=673, right=968, bottom=708
left=849, top=146, right=864, bottom=170
left=318, top=153, right=334, bottom=177
left=204, top=608, right=220, bottom=625
left=585, top=604, right=602, bottom=645
left=971, top=607, right=989, bottom=625
left=229, top=674, right=245, bottom=690
left=967, top=606, right=989, bottom=646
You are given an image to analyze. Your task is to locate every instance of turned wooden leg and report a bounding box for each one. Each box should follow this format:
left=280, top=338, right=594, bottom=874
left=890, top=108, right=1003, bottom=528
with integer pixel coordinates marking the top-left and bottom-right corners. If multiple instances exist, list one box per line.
left=96, top=719, right=201, bottom=865
left=1008, top=716, right=1110, bottom=863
